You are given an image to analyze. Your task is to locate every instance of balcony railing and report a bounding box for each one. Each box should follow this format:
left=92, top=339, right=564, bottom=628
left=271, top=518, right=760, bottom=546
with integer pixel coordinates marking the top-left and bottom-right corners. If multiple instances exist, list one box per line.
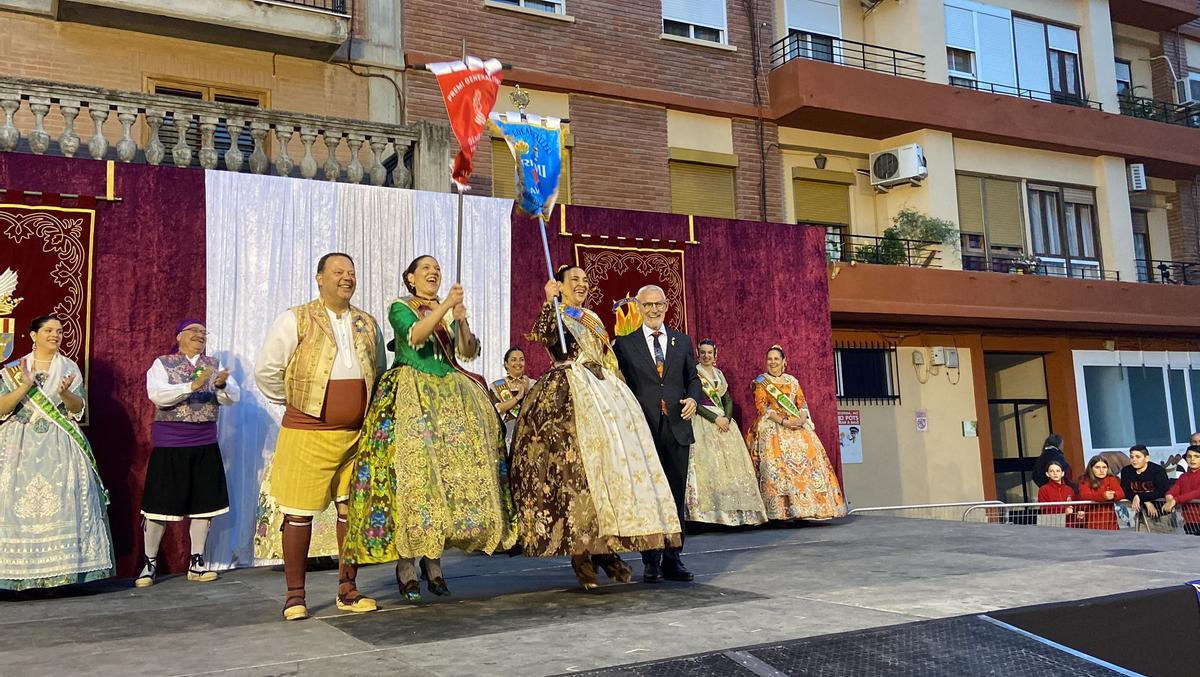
left=1137, top=259, right=1200, bottom=284
left=1119, top=95, right=1200, bottom=128
left=0, top=77, right=452, bottom=191
left=272, top=0, right=350, bottom=14
left=950, top=79, right=1103, bottom=110
left=826, top=233, right=942, bottom=268
left=769, top=35, right=925, bottom=80
left=962, top=254, right=1121, bottom=281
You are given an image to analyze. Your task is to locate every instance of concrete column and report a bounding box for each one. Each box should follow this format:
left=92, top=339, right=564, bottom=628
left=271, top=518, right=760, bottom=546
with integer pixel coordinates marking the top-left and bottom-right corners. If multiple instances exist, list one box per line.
left=1093, top=155, right=1136, bottom=281
left=1079, top=0, right=1119, bottom=113
left=413, top=120, right=452, bottom=193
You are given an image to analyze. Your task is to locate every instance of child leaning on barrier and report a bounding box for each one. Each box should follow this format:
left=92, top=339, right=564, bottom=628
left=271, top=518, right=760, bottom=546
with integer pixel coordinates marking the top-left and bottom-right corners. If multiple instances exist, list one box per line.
left=1037, top=461, right=1077, bottom=527
left=1075, top=455, right=1122, bottom=531
left=1163, top=445, right=1200, bottom=536
left=1121, top=444, right=1174, bottom=533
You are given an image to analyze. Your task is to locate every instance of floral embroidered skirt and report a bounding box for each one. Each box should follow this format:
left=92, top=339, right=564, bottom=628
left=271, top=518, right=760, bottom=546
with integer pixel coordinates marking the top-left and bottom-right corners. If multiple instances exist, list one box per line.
left=510, top=363, right=682, bottom=557
left=342, top=365, right=518, bottom=563
left=0, top=418, right=114, bottom=590
left=686, top=416, right=768, bottom=526
left=747, top=420, right=847, bottom=521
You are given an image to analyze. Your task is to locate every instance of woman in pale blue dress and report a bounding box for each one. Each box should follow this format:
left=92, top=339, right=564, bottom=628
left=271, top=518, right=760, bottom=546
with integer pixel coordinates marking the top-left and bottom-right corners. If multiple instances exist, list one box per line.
left=0, top=315, right=113, bottom=590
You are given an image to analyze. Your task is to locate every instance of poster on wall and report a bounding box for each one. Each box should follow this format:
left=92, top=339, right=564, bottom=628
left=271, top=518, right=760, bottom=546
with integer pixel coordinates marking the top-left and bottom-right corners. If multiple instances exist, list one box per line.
left=838, top=410, right=863, bottom=464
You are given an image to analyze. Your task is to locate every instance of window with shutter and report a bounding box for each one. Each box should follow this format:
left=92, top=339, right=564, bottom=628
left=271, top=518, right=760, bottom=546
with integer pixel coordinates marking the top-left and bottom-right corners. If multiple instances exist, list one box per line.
left=792, top=179, right=850, bottom=226
left=785, top=0, right=840, bottom=36
left=146, top=78, right=266, bottom=169
left=662, top=0, right=727, bottom=43
left=957, top=174, right=1025, bottom=272
left=670, top=161, right=735, bottom=218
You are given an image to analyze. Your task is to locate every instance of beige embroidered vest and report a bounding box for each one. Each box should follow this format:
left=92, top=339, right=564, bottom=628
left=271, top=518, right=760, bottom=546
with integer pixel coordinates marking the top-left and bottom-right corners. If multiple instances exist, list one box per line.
left=283, top=299, right=379, bottom=418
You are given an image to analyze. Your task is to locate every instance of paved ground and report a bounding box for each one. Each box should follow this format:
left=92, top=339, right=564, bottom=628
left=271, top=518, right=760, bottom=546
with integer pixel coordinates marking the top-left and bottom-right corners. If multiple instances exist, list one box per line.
left=2, top=517, right=1198, bottom=676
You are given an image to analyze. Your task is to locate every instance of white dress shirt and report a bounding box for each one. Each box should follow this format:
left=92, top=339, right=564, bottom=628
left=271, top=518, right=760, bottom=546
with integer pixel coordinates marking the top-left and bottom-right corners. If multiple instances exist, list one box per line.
left=642, top=323, right=668, bottom=364
left=146, top=353, right=240, bottom=407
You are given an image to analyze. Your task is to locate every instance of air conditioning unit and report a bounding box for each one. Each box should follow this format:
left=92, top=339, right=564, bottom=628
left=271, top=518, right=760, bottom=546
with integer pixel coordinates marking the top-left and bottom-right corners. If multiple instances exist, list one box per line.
left=1175, top=78, right=1196, bottom=106
left=870, top=144, right=928, bottom=189
left=1128, top=163, right=1147, bottom=192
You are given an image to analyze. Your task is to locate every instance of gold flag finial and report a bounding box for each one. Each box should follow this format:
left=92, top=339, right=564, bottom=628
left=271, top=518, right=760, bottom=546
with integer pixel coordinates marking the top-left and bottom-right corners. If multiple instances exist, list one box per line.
left=510, top=85, right=531, bottom=114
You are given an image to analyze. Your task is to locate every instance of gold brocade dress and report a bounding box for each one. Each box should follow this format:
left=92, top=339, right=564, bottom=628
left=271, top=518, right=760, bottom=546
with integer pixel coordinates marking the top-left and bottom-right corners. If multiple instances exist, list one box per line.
left=510, top=302, right=681, bottom=556
left=686, top=365, right=767, bottom=526
left=342, top=298, right=518, bottom=562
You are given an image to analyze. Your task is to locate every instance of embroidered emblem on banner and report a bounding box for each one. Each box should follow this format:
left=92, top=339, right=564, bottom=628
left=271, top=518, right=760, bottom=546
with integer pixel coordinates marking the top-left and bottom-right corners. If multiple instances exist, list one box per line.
left=489, top=112, right=564, bottom=219
left=0, top=267, right=21, bottom=361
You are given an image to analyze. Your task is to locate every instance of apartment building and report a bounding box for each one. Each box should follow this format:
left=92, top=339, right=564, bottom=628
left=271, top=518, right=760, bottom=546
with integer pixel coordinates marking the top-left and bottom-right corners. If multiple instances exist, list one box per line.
left=400, top=0, right=1200, bottom=508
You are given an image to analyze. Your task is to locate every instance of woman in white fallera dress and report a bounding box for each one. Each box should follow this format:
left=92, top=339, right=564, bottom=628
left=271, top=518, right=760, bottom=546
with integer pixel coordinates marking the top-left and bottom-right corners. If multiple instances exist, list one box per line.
left=0, top=315, right=113, bottom=591
left=685, top=339, right=767, bottom=526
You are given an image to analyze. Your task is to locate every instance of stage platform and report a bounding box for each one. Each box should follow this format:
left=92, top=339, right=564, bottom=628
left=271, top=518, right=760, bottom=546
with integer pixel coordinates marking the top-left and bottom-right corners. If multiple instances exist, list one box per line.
left=2, top=516, right=1198, bottom=676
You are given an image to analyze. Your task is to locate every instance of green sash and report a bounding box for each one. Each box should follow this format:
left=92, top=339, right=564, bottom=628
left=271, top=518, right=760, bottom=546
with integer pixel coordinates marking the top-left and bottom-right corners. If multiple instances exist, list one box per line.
left=698, top=370, right=724, bottom=411
left=754, top=375, right=804, bottom=419
left=26, top=384, right=109, bottom=504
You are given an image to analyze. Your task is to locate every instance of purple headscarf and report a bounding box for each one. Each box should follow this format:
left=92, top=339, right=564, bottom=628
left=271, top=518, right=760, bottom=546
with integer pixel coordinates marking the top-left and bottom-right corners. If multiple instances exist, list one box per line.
left=173, top=318, right=205, bottom=353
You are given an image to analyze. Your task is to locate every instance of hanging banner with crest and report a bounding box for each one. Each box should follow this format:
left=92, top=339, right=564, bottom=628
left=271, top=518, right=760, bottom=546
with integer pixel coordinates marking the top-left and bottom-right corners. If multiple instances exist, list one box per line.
left=0, top=204, right=96, bottom=370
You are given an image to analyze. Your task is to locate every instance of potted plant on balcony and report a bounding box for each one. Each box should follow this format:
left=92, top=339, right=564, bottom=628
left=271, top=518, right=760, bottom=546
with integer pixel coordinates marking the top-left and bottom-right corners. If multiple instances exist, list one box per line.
left=888, top=208, right=959, bottom=267
left=1011, top=253, right=1041, bottom=275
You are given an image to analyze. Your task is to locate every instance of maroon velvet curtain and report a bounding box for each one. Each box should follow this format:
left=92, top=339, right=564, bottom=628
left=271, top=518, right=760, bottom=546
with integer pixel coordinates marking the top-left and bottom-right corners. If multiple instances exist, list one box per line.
left=509, top=205, right=840, bottom=478
left=0, top=155, right=207, bottom=577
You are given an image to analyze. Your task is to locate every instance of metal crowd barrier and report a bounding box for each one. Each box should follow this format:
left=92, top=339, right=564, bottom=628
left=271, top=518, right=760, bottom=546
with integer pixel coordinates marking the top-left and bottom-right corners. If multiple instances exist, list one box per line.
left=850, top=500, right=1199, bottom=535
left=848, top=501, right=1005, bottom=522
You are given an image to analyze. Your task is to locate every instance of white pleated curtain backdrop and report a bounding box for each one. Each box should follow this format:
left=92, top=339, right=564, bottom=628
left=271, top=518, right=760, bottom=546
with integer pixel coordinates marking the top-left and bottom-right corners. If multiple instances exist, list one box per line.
left=203, top=171, right=512, bottom=569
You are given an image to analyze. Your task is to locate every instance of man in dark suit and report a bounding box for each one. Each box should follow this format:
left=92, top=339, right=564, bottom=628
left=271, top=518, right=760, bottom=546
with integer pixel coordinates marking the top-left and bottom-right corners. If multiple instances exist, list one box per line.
left=613, top=284, right=702, bottom=583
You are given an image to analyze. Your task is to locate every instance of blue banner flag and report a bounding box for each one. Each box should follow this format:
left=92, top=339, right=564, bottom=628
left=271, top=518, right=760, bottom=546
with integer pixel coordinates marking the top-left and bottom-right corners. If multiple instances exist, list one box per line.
left=489, top=112, right=564, bottom=219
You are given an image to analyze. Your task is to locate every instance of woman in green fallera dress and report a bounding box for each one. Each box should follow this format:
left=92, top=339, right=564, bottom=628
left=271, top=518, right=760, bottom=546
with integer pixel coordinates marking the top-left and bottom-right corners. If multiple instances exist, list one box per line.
left=343, top=255, right=517, bottom=601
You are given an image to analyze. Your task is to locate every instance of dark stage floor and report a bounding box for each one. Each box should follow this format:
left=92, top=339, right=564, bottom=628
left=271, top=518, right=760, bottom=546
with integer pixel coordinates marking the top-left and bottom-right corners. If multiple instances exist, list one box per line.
left=2, top=517, right=1198, bottom=676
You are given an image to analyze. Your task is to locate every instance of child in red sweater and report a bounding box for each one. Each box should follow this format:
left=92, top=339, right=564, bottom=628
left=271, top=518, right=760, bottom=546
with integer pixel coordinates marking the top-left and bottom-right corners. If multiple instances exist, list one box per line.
left=1164, top=445, right=1200, bottom=536
left=1075, top=455, right=1122, bottom=530
left=1037, top=461, right=1077, bottom=527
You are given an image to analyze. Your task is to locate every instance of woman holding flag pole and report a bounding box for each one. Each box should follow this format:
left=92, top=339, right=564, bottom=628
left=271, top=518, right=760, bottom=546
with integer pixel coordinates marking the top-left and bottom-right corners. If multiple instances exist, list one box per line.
left=491, top=104, right=680, bottom=589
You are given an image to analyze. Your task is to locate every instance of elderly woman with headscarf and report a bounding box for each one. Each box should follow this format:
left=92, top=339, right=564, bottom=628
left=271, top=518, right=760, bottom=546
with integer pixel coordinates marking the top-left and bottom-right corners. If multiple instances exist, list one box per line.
left=135, top=319, right=240, bottom=587
left=0, top=314, right=114, bottom=591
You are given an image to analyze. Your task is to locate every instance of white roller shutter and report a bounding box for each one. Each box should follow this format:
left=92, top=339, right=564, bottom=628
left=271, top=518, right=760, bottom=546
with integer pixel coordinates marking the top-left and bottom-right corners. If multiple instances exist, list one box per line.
left=976, top=12, right=1016, bottom=88
left=662, top=0, right=726, bottom=29
left=1014, top=17, right=1051, bottom=100
left=945, top=6, right=976, bottom=50
left=786, top=0, right=841, bottom=35
left=1047, top=24, right=1079, bottom=54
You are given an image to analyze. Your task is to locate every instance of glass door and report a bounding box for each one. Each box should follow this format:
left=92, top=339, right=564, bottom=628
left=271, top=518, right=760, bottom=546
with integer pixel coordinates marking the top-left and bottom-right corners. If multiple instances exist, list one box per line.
left=986, top=353, right=1052, bottom=503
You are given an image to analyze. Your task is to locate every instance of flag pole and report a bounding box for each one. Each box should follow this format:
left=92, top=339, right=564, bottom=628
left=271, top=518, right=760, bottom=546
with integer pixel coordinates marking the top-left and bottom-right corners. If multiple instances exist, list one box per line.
left=455, top=38, right=467, bottom=285
left=537, top=212, right=569, bottom=351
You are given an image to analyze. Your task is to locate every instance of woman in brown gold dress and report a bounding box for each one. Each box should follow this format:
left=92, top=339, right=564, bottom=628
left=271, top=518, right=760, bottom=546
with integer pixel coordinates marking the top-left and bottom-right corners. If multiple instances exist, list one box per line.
left=510, top=265, right=681, bottom=589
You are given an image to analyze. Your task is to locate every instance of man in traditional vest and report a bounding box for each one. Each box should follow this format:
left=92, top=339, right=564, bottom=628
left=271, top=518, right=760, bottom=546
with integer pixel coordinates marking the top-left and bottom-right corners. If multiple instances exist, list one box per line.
left=137, top=319, right=240, bottom=588
left=255, top=252, right=386, bottom=621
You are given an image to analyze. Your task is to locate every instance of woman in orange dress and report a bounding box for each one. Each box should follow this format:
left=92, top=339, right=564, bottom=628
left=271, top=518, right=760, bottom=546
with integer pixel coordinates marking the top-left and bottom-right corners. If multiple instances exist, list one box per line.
left=746, top=345, right=846, bottom=521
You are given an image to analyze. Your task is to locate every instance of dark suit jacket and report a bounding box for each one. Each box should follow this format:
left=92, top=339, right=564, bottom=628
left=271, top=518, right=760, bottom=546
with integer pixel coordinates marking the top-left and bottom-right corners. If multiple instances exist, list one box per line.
left=614, top=325, right=703, bottom=447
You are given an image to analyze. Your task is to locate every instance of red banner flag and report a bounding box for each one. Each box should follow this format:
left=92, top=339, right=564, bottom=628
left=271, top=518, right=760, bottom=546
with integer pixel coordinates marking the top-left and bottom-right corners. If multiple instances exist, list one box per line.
left=428, top=57, right=503, bottom=190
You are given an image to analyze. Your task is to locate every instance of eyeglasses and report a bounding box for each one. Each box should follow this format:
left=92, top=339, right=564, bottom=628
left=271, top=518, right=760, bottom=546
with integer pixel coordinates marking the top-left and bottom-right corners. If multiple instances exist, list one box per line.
left=641, top=301, right=667, bottom=310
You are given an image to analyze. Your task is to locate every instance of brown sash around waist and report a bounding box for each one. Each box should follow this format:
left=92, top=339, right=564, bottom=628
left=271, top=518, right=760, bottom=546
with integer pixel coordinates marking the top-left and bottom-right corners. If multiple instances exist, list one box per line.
left=282, top=379, right=368, bottom=431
